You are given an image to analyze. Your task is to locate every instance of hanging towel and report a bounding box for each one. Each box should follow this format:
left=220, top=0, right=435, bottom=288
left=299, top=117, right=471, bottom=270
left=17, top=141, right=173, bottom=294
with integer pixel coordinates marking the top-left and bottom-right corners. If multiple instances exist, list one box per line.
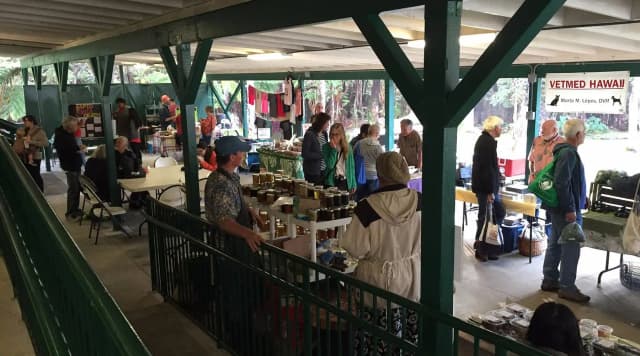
left=269, top=94, right=278, bottom=118
left=276, top=94, right=285, bottom=118
left=284, top=78, right=293, bottom=106
left=262, top=91, right=269, bottom=114
left=295, top=87, right=303, bottom=117
left=248, top=86, right=256, bottom=105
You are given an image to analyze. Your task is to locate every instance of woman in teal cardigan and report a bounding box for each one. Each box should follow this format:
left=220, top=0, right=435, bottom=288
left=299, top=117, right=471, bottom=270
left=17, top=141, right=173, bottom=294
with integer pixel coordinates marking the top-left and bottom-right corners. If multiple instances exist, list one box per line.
left=322, top=122, right=357, bottom=192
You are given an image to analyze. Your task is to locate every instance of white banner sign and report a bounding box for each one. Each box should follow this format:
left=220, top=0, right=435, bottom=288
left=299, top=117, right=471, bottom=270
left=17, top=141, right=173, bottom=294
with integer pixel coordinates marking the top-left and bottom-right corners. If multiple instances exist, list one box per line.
left=544, top=71, right=630, bottom=114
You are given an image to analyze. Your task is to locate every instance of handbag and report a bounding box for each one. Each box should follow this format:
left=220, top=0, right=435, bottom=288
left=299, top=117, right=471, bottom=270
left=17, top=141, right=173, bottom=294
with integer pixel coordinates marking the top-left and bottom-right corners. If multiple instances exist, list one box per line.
left=480, top=203, right=503, bottom=246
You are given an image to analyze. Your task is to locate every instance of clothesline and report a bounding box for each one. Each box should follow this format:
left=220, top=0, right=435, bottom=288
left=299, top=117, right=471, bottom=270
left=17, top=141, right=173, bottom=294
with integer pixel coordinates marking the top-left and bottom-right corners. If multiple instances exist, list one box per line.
left=248, top=79, right=303, bottom=120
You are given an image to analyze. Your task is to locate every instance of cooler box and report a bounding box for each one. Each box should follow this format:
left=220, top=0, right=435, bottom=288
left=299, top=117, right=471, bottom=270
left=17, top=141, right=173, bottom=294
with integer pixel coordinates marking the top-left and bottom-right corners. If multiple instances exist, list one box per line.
left=498, top=158, right=526, bottom=177
left=501, top=223, right=525, bottom=253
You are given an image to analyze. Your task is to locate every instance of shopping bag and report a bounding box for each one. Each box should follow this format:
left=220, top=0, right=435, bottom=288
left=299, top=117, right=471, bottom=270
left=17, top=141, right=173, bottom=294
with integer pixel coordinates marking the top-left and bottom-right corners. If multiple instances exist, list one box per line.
left=528, top=147, right=569, bottom=208
left=623, top=179, right=640, bottom=254
left=480, top=203, right=503, bottom=246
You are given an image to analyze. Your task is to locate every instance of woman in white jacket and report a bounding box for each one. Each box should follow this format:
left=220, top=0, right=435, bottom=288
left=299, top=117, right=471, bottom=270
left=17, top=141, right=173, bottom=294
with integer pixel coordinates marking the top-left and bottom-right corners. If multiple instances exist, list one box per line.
left=341, top=152, right=420, bottom=355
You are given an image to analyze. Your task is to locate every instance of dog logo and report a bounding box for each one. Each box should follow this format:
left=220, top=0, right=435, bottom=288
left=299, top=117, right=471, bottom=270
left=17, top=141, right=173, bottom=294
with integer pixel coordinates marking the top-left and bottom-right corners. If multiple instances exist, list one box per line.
left=549, top=95, right=560, bottom=106
left=611, top=96, right=622, bottom=106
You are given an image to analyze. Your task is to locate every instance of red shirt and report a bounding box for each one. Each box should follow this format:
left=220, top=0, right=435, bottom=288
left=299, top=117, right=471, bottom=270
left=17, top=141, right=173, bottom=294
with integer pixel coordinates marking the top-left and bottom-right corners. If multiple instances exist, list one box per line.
left=175, top=114, right=183, bottom=136
left=200, top=115, right=216, bottom=135
left=199, top=150, right=217, bottom=171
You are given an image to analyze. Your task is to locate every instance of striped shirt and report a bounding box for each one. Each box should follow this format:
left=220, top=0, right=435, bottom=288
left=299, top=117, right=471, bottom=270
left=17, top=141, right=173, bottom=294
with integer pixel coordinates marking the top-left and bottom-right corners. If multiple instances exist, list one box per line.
left=318, top=132, right=327, bottom=171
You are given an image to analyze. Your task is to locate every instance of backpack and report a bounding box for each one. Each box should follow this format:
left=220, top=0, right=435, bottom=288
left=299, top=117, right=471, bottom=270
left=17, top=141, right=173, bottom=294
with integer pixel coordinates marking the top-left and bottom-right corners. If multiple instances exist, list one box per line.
left=528, top=148, right=568, bottom=208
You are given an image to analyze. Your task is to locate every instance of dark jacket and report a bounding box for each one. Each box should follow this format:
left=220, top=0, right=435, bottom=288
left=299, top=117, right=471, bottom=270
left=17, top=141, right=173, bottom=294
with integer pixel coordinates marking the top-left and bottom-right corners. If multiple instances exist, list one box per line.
left=53, top=126, right=82, bottom=172
left=301, top=129, right=326, bottom=176
left=84, top=158, right=109, bottom=201
left=115, top=150, right=141, bottom=178
left=552, top=143, right=586, bottom=215
left=472, top=131, right=500, bottom=195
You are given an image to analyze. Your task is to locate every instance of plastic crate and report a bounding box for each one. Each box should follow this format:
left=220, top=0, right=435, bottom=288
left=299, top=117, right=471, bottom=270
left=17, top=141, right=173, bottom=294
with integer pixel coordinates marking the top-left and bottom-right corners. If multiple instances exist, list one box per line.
left=620, top=261, right=640, bottom=291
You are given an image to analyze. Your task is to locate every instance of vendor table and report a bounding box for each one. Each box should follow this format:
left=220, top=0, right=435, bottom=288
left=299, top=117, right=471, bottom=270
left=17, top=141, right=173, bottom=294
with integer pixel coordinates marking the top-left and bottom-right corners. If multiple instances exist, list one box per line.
left=118, top=165, right=210, bottom=193
left=248, top=197, right=351, bottom=263
left=257, top=147, right=304, bottom=179
left=582, top=211, right=634, bottom=286
left=455, top=187, right=539, bottom=263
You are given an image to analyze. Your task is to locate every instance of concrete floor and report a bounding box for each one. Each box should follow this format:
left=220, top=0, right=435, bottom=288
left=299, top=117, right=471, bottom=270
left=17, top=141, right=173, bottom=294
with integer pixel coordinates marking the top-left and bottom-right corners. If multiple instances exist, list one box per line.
left=5, top=167, right=635, bottom=354
left=0, top=256, right=36, bottom=356
left=454, top=207, right=640, bottom=343
left=41, top=171, right=230, bottom=356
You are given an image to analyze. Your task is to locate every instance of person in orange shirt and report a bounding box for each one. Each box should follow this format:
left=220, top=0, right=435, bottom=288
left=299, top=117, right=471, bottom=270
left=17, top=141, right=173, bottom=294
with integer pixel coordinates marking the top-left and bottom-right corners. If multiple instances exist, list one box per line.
left=200, top=106, right=216, bottom=145
left=528, top=120, right=565, bottom=184
left=197, top=142, right=217, bottom=171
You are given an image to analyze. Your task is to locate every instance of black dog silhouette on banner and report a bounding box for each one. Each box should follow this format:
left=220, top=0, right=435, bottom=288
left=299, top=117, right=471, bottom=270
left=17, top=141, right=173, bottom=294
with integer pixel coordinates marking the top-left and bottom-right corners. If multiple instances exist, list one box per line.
left=611, top=96, right=622, bottom=106
left=549, top=95, right=560, bottom=106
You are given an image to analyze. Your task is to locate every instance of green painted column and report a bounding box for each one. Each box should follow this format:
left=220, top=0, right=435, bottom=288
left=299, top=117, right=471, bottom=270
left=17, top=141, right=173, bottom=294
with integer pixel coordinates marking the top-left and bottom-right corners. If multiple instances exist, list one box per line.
left=90, top=55, right=119, bottom=206
left=160, top=40, right=213, bottom=215
left=525, top=75, right=542, bottom=180
left=31, top=66, right=52, bottom=172
left=384, top=79, right=395, bottom=151
left=240, top=80, right=248, bottom=137
left=298, top=79, right=305, bottom=137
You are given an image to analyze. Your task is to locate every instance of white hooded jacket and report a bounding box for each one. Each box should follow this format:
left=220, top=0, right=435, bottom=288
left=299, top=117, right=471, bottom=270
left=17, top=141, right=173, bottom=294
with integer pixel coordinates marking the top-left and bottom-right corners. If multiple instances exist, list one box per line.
left=341, top=185, right=421, bottom=303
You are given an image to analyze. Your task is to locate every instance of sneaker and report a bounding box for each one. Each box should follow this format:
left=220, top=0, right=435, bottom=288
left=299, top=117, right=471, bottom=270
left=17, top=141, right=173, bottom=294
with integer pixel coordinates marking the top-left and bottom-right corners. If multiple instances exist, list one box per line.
left=541, top=279, right=560, bottom=292
left=558, top=288, right=591, bottom=303
left=475, top=252, right=488, bottom=262
left=488, top=255, right=499, bottom=261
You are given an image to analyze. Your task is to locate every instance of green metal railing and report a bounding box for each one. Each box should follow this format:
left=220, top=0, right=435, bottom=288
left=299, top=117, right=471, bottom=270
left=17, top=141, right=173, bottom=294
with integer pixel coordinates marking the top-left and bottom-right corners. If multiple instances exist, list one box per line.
left=0, top=137, right=151, bottom=356
left=145, top=198, right=549, bottom=356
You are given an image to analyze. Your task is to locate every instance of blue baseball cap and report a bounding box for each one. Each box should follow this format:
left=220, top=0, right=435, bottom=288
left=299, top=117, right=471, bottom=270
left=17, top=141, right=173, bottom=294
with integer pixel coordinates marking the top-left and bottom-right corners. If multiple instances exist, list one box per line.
left=214, top=136, right=251, bottom=156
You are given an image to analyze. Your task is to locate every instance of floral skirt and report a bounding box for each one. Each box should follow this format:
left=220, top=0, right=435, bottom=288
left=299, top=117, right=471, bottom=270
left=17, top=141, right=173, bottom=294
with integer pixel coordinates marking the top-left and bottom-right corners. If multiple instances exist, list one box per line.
left=353, top=307, right=419, bottom=356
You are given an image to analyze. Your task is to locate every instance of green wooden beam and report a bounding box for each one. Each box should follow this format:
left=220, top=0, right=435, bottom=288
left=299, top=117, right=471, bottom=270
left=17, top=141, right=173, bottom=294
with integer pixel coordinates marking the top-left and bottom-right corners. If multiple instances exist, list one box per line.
left=161, top=40, right=212, bottom=215
left=89, top=55, right=115, bottom=97
left=384, top=79, right=395, bottom=151
left=525, top=75, right=542, bottom=180
left=240, top=80, right=248, bottom=137
left=353, top=14, right=425, bottom=119
left=31, top=66, right=42, bottom=90
left=419, top=1, right=462, bottom=354
left=297, top=79, right=305, bottom=137
left=101, top=99, right=120, bottom=206
left=21, top=68, right=28, bottom=86
left=21, top=0, right=423, bottom=68
left=54, top=62, right=69, bottom=93
left=210, top=82, right=230, bottom=119
left=447, top=0, right=567, bottom=127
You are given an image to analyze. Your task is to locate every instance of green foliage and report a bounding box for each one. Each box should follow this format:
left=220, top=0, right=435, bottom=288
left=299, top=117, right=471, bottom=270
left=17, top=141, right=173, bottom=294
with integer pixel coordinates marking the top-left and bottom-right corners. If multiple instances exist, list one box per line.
left=0, top=59, right=26, bottom=121
left=585, top=116, right=609, bottom=134
left=489, top=78, right=528, bottom=109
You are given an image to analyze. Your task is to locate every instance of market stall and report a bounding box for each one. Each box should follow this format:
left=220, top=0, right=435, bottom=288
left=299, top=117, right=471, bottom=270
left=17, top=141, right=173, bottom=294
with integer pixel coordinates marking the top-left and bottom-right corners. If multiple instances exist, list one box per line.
left=257, top=146, right=304, bottom=179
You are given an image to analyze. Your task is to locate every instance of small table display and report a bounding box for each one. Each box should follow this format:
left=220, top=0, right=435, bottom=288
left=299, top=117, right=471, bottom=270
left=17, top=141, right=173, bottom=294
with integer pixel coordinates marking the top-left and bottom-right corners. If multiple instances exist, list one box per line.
left=243, top=171, right=357, bottom=271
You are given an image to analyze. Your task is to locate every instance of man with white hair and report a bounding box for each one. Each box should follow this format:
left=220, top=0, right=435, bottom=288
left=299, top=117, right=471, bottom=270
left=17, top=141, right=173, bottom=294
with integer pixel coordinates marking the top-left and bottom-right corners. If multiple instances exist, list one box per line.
left=541, top=118, right=589, bottom=303
left=528, top=120, right=565, bottom=184
left=54, top=116, right=85, bottom=220
left=472, top=116, right=506, bottom=262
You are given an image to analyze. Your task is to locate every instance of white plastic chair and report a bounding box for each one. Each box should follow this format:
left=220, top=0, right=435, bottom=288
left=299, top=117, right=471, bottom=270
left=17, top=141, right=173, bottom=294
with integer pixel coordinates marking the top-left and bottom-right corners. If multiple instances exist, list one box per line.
left=154, top=156, right=178, bottom=168
left=158, top=184, right=186, bottom=209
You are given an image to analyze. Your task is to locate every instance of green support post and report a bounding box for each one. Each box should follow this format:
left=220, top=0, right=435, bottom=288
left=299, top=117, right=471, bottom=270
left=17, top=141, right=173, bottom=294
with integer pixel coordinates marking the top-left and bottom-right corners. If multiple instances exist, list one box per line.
left=298, top=79, right=305, bottom=137
left=240, top=80, right=248, bottom=137
left=384, top=79, right=395, bottom=151
left=54, top=62, right=70, bottom=122
left=525, top=73, right=542, bottom=180
left=160, top=40, right=213, bottom=215
left=210, top=81, right=241, bottom=123
left=90, top=55, right=119, bottom=206
left=31, top=66, right=52, bottom=172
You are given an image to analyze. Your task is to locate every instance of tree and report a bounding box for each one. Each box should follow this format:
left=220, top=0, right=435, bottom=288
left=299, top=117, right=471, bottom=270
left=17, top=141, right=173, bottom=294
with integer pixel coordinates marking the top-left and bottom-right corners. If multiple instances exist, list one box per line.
left=0, top=58, right=26, bottom=121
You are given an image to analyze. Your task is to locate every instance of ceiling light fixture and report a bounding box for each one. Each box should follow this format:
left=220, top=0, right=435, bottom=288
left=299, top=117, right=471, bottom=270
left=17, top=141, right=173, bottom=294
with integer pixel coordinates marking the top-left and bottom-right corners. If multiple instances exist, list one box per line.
left=405, top=32, right=497, bottom=49
left=247, top=52, right=290, bottom=61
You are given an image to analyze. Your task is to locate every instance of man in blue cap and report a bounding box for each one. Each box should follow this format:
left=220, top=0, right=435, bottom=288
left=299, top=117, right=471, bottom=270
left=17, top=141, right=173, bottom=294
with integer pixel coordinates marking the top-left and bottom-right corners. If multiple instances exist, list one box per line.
left=204, top=136, right=263, bottom=251
left=204, top=136, right=264, bottom=354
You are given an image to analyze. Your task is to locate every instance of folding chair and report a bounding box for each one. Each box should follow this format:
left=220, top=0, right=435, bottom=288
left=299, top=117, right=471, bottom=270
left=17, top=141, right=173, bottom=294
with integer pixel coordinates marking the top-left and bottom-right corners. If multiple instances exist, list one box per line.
left=79, top=176, right=128, bottom=244
left=154, top=156, right=178, bottom=168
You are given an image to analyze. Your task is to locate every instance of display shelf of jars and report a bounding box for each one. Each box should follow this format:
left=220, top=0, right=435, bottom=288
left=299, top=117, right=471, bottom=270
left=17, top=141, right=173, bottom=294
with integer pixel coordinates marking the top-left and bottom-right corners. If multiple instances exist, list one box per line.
left=243, top=172, right=357, bottom=268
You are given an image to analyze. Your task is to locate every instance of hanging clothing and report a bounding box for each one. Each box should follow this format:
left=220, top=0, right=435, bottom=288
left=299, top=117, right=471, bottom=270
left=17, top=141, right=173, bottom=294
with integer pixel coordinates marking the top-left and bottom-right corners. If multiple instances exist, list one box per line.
left=269, top=94, right=278, bottom=118
left=262, top=91, right=269, bottom=114
left=248, top=86, right=256, bottom=105
left=276, top=94, right=285, bottom=118
left=284, top=78, right=293, bottom=106
left=295, top=88, right=303, bottom=117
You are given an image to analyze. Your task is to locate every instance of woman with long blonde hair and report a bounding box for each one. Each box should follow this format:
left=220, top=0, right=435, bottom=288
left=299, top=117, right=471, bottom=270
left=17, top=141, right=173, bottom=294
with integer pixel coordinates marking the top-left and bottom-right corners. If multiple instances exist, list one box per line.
left=322, top=122, right=356, bottom=192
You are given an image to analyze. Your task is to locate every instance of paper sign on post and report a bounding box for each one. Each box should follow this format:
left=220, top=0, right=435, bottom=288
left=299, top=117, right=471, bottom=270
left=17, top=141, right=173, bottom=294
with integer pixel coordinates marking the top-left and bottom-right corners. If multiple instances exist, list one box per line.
left=544, top=71, right=630, bottom=114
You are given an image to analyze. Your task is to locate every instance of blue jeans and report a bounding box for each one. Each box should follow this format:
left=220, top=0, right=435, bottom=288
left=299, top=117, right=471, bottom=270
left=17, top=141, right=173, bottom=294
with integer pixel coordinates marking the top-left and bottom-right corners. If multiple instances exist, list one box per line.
left=356, top=179, right=379, bottom=201
left=543, top=210, right=583, bottom=290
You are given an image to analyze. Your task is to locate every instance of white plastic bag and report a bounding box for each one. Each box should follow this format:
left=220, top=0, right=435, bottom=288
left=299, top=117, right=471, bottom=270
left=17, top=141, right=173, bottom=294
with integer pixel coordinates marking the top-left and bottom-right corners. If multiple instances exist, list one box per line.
left=481, top=203, right=503, bottom=246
